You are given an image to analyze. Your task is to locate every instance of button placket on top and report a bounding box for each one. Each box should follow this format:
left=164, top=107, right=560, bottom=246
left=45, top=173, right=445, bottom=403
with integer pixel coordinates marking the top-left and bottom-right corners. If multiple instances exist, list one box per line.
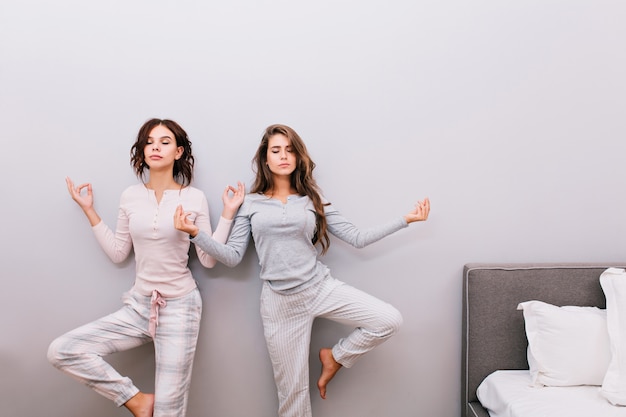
left=282, top=196, right=290, bottom=224
left=151, top=190, right=165, bottom=238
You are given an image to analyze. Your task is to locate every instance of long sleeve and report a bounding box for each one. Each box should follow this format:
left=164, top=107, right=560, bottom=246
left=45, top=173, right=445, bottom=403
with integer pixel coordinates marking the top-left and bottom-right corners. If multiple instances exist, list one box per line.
left=192, top=194, right=234, bottom=268
left=91, top=207, right=133, bottom=264
left=325, top=204, right=408, bottom=248
left=191, top=209, right=251, bottom=268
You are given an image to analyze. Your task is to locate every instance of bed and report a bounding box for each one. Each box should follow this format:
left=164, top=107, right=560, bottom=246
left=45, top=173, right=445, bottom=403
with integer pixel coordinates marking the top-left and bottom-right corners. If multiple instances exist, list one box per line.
left=461, top=263, right=626, bottom=417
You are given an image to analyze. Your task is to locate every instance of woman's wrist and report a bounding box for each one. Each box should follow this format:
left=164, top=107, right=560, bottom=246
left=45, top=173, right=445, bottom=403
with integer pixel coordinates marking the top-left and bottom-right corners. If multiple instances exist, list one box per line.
left=221, top=208, right=236, bottom=220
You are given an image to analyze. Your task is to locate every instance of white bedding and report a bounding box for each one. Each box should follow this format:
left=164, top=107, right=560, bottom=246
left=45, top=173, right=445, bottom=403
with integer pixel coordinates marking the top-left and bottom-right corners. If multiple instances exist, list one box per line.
left=477, top=370, right=626, bottom=417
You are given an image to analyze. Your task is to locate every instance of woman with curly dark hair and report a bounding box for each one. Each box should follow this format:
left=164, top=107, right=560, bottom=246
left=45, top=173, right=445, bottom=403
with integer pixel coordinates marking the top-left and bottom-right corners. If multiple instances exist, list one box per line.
left=47, top=118, right=244, bottom=417
left=175, top=123, right=430, bottom=417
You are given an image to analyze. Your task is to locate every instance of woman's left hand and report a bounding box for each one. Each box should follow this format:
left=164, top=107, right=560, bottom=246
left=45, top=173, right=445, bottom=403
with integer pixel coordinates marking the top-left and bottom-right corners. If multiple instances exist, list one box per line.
left=404, top=197, right=430, bottom=224
left=174, top=205, right=200, bottom=237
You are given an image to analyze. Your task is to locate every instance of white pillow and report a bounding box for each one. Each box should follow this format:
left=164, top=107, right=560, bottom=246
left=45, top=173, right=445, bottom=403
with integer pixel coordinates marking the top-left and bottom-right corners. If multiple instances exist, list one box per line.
left=517, top=300, right=610, bottom=387
left=600, top=267, right=626, bottom=405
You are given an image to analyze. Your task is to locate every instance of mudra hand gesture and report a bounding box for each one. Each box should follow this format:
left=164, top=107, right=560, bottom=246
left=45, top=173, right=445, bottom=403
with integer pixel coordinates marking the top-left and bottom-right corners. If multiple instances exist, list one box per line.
left=174, top=205, right=198, bottom=237
left=175, top=181, right=245, bottom=238
left=404, top=198, right=430, bottom=224
left=222, top=181, right=245, bottom=218
left=66, top=177, right=94, bottom=211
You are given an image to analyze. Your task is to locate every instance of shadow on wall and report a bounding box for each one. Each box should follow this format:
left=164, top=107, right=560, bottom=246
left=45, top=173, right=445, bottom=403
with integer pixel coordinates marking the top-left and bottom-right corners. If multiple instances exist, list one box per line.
left=106, top=343, right=157, bottom=393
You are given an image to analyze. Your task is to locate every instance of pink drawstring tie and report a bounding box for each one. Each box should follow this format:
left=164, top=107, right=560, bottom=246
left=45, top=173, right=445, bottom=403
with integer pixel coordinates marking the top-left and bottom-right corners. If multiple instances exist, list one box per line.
left=149, top=290, right=166, bottom=338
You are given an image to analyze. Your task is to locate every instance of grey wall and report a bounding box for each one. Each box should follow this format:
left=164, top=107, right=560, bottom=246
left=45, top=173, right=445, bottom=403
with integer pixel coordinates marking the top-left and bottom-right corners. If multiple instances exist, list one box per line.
left=2, top=1, right=626, bottom=416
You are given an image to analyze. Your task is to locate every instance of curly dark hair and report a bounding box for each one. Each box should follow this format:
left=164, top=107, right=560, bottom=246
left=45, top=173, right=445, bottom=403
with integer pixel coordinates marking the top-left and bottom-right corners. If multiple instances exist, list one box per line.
left=130, top=118, right=194, bottom=186
left=251, top=124, right=331, bottom=254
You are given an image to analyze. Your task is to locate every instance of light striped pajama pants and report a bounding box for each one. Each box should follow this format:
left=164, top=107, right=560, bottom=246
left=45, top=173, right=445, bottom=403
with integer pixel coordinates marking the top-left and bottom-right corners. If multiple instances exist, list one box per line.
left=47, top=287, right=202, bottom=417
left=260, top=274, right=403, bottom=417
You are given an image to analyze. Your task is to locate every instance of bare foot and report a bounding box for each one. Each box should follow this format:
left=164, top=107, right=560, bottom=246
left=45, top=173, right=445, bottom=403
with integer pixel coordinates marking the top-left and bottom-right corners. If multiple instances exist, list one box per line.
left=318, top=348, right=342, bottom=400
left=124, top=392, right=154, bottom=417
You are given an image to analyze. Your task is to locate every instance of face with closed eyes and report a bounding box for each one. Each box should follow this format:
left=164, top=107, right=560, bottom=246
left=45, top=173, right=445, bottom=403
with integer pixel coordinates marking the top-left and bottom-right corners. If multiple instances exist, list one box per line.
left=143, top=124, right=183, bottom=171
left=266, top=133, right=297, bottom=178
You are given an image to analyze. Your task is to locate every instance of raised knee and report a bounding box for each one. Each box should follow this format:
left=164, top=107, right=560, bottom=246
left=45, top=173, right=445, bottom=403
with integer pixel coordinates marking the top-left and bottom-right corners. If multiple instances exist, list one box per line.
left=387, top=307, right=403, bottom=336
left=47, top=336, right=71, bottom=368
left=371, top=306, right=403, bottom=339
left=47, top=337, right=62, bottom=367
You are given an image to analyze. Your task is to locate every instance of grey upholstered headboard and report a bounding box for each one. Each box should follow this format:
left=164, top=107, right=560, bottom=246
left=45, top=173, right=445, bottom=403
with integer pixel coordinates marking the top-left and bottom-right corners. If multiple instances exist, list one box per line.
left=461, top=263, right=624, bottom=417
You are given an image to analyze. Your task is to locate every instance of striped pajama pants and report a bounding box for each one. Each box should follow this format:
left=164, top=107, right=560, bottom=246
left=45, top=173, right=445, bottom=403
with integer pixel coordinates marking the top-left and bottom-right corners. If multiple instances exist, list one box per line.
left=260, top=275, right=403, bottom=417
left=47, top=287, right=202, bottom=417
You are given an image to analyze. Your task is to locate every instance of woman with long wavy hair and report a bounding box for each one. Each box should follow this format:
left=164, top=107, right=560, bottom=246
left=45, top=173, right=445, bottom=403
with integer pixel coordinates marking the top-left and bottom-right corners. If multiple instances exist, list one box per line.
left=175, top=123, right=430, bottom=417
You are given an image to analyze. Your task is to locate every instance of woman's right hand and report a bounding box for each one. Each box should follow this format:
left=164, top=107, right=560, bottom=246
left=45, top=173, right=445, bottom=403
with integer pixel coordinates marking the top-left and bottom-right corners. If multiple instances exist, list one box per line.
left=221, top=181, right=245, bottom=220
left=66, top=176, right=94, bottom=211
left=66, top=176, right=101, bottom=226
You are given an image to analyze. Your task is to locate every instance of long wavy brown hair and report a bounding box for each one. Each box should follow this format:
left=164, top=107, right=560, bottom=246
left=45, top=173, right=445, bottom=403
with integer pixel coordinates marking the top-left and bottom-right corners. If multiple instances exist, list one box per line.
left=130, top=118, right=195, bottom=186
left=251, top=124, right=331, bottom=254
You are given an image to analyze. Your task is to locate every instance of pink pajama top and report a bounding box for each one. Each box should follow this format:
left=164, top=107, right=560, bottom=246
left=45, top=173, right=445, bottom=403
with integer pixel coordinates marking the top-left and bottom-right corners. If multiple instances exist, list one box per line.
left=91, top=183, right=232, bottom=298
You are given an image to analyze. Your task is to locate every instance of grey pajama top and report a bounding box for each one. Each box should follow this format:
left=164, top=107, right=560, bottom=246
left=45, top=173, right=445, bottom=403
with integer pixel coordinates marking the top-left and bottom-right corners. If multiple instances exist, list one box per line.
left=191, top=193, right=408, bottom=292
